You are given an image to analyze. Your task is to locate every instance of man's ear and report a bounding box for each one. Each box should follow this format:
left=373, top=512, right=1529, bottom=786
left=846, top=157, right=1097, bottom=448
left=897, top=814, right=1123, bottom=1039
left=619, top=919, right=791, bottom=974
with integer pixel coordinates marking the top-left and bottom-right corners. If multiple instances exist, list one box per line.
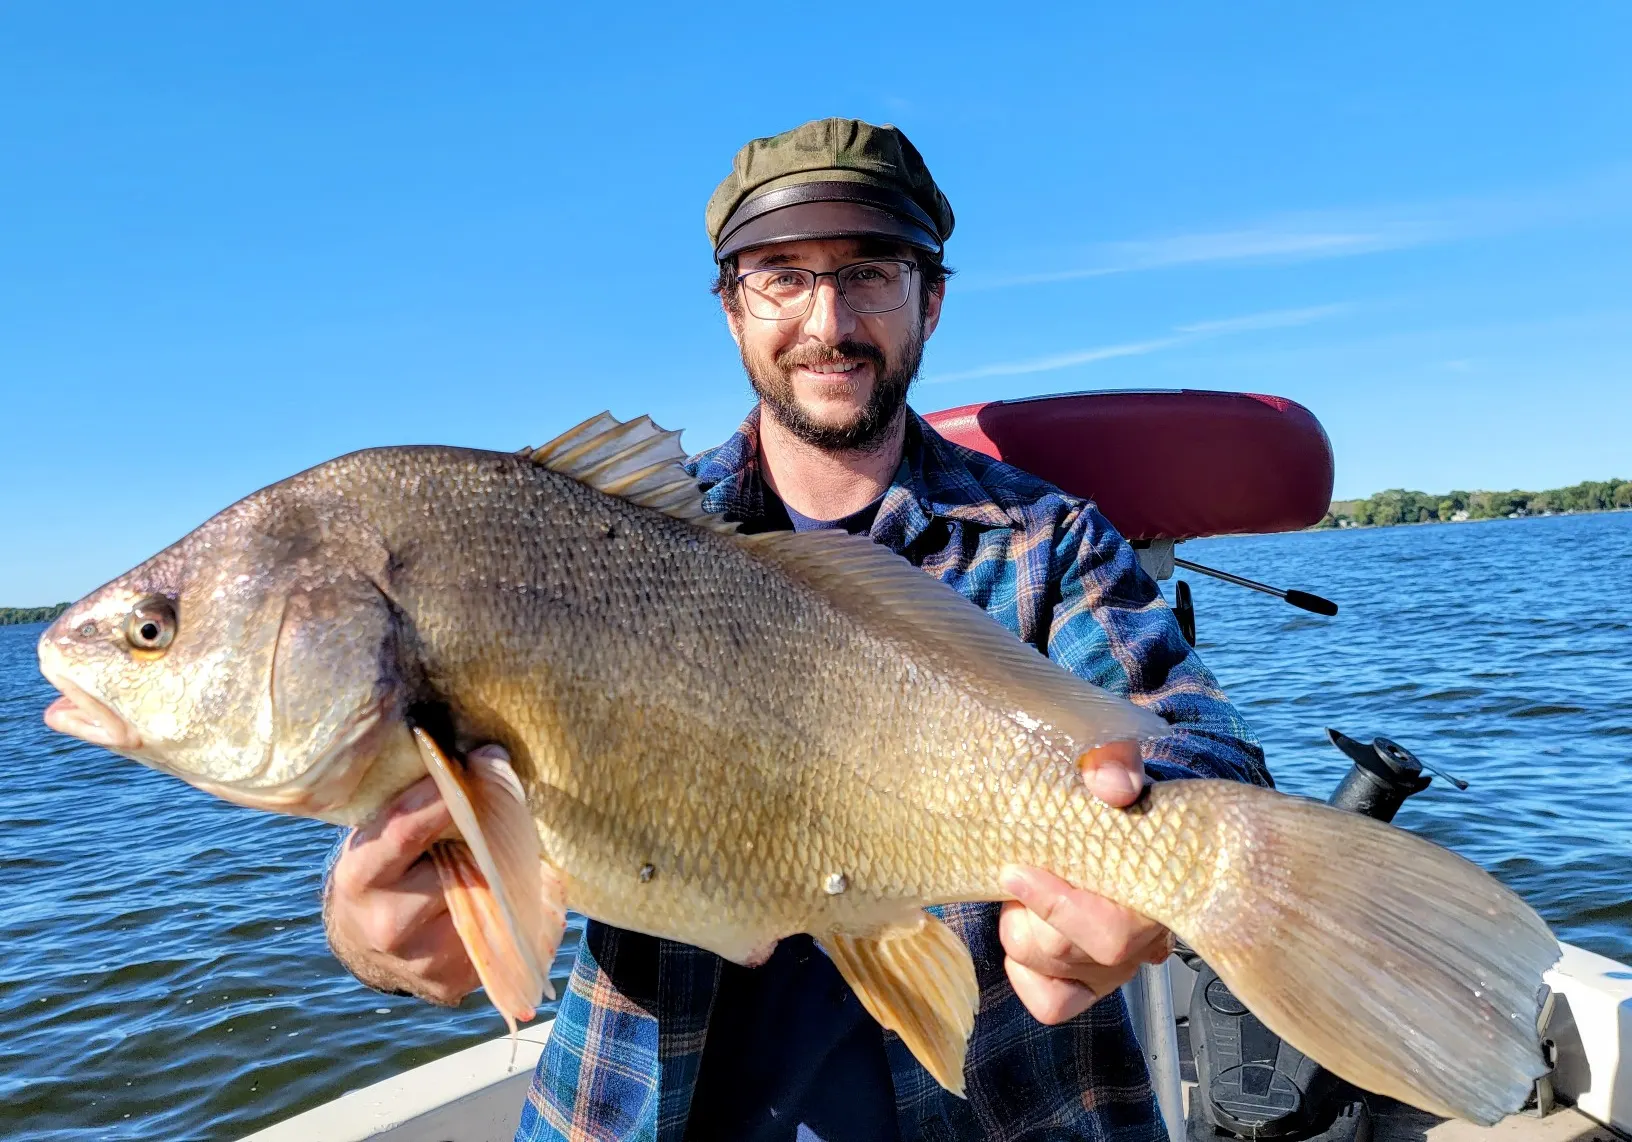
left=922, top=280, right=946, bottom=342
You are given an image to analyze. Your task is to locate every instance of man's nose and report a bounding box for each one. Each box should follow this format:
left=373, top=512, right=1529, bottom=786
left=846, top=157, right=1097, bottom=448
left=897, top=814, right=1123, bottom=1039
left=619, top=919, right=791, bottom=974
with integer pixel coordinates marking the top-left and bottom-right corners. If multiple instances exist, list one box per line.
left=800, top=276, right=858, bottom=342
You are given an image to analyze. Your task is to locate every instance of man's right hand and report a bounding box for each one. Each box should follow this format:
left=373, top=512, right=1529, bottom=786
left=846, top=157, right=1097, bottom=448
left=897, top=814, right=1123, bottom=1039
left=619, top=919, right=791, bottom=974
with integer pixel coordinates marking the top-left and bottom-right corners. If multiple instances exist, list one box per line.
left=324, top=775, right=481, bottom=1006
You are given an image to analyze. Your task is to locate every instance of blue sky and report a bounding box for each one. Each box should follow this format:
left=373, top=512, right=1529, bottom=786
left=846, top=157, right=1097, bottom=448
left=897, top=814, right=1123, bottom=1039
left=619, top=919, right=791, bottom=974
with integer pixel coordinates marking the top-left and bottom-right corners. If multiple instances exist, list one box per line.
left=2, top=3, right=1628, bottom=604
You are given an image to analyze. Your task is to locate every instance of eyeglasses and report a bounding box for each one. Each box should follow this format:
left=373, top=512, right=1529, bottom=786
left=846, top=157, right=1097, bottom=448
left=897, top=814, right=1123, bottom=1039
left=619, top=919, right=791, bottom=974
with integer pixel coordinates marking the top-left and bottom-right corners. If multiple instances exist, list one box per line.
left=735, top=259, right=917, bottom=321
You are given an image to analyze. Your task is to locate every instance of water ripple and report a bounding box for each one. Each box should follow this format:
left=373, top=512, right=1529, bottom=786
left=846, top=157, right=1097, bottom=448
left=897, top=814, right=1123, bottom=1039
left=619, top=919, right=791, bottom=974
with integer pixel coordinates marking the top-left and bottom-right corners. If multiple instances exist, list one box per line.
left=1182, top=511, right=1632, bottom=962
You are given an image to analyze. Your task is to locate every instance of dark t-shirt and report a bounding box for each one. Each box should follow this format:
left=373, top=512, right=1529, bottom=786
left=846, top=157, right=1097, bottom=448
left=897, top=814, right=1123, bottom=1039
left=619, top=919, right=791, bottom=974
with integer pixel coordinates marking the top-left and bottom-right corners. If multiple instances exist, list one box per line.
left=682, top=490, right=899, bottom=1142
left=777, top=495, right=884, bottom=537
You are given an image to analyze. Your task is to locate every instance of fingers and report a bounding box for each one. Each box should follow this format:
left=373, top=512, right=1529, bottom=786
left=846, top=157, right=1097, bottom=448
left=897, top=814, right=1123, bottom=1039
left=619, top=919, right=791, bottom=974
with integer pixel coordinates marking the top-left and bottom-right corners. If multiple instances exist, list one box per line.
left=348, top=860, right=448, bottom=957
left=998, top=896, right=1079, bottom=969
left=1000, top=866, right=1167, bottom=966
left=998, top=866, right=1174, bottom=1025
left=1078, top=740, right=1147, bottom=807
left=1004, top=955, right=1099, bottom=1026
left=324, top=761, right=509, bottom=1007
left=341, top=777, right=454, bottom=890
left=328, top=890, right=479, bottom=1007
left=341, top=744, right=513, bottom=888
left=325, top=843, right=479, bottom=1005
left=999, top=896, right=1168, bottom=975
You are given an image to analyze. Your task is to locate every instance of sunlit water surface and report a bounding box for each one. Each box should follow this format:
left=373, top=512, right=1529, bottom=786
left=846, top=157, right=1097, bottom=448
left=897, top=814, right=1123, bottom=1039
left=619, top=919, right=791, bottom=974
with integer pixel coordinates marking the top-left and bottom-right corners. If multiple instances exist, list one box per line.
left=2, top=510, right=1627, bottom=1139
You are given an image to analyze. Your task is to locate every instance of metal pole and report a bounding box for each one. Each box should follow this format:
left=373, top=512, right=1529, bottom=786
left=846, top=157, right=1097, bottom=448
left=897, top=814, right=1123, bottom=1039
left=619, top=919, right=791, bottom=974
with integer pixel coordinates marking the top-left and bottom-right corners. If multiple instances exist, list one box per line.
left=1139, top=961, right=1186, bottom=1142
left=1171, top=556, right=1338, bottom=616
left=1172, top=556, right=1286, bottom=599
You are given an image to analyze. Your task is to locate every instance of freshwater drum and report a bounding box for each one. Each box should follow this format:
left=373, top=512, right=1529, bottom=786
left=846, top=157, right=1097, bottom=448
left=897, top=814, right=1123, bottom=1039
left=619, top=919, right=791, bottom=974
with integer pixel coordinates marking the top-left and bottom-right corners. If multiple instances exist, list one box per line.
left=34, top=412, right=1561, bottom=1131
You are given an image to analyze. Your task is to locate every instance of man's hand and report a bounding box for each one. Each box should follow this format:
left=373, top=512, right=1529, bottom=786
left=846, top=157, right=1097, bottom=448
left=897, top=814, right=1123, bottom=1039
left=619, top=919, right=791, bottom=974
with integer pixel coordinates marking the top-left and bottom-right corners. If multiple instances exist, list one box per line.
left=997, top=741, right=1174, bottom=1025
left=324, top=773, right=481, bottom=1006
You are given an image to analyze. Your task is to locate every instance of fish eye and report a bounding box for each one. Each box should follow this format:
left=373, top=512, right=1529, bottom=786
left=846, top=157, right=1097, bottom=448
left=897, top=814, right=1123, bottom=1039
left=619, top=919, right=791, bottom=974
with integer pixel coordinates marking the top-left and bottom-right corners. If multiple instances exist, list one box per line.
left=123, top=596, right=178, bottom=653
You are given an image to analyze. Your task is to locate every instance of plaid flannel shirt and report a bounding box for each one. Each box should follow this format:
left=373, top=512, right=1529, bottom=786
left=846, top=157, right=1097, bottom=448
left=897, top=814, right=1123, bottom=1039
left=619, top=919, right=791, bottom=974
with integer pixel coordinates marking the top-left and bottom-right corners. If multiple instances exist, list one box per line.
left=516, top=406, right=1270, bottom=1142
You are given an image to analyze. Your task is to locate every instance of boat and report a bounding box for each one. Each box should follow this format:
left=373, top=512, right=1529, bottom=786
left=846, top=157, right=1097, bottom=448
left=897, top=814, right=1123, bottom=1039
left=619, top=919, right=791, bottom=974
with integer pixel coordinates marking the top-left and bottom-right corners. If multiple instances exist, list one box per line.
left=241, top=391, right=1632, bottom=1142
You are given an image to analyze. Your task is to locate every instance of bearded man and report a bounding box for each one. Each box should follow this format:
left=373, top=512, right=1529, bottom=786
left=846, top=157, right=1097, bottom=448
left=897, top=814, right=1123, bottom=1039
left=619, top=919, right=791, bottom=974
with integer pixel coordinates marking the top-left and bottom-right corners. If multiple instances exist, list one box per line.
left=323, top=117, right=1269, bottom=1142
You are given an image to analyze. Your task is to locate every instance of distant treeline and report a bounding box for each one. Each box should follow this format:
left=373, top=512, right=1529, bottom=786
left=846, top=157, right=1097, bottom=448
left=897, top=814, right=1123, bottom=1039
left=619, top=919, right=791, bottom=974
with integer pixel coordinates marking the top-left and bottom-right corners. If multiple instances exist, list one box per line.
left=1323, top=479, right=1631, bottom=528
left=0, top=603, right=70, bottom=626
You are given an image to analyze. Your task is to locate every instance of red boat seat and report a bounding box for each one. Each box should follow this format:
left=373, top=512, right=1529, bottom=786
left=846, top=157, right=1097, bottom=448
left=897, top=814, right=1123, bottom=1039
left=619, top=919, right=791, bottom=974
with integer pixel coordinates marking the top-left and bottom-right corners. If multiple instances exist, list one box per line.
left=923, top=390, right=1334, bottom=541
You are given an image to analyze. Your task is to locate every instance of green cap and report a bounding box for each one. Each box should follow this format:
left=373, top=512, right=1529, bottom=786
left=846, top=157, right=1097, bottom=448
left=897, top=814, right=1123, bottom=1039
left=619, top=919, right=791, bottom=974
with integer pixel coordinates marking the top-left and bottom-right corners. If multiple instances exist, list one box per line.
left=707, top=118, right=955, bottom=262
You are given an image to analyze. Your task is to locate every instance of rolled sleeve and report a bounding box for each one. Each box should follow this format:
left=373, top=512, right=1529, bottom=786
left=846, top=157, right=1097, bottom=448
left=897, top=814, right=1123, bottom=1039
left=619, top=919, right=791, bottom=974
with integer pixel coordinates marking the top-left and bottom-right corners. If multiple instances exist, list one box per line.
left=1044, top=504, right=1271, bottom=788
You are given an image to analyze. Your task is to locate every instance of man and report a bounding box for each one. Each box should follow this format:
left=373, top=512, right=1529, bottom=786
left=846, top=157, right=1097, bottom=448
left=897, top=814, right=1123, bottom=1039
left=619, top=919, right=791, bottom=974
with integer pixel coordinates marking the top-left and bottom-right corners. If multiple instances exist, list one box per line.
left=324, top=118, right=1269, bottom=1141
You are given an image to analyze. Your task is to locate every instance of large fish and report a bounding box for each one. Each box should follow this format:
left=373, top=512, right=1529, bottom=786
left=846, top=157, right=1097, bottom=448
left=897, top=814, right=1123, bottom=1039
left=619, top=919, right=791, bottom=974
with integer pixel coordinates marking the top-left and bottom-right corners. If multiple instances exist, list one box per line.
left=39, top=413, right=1557, bottom=1124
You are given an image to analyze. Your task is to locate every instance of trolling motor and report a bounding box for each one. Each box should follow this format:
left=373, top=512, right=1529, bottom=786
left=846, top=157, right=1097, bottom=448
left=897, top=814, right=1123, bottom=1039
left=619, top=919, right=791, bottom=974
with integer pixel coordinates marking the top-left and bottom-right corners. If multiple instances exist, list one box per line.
left=1181, top=731, right=1465, bottom=1142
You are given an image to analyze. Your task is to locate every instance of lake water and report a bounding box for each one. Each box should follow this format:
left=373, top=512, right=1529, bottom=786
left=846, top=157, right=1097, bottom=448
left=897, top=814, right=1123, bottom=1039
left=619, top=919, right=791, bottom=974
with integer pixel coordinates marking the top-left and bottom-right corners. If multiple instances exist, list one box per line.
left=2, top=509, right=1629, bottom=1140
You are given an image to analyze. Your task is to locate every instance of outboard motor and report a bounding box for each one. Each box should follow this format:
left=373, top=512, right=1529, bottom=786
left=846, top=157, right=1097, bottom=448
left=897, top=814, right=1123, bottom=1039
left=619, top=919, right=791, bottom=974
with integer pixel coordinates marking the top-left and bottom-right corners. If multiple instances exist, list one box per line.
left=1182, top=730, right=1463, bottom=1142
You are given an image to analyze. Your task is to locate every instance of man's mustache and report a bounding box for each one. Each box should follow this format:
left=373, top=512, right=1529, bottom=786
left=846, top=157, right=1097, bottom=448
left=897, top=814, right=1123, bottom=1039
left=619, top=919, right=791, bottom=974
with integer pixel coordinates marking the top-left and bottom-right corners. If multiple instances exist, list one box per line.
left=777, top=340, right=886, bottom=371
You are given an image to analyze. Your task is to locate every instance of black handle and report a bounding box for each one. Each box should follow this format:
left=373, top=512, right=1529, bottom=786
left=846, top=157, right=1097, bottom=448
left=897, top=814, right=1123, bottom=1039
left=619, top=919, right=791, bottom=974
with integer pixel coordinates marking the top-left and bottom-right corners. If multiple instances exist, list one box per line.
left=1284, top=589, right=1338, bottom=617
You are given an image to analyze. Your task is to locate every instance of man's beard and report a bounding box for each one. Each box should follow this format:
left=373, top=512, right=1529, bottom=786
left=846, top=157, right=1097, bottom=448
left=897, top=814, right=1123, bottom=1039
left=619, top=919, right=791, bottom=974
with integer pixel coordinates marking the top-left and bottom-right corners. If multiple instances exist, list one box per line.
left=740, top=320, right=925, bottom=454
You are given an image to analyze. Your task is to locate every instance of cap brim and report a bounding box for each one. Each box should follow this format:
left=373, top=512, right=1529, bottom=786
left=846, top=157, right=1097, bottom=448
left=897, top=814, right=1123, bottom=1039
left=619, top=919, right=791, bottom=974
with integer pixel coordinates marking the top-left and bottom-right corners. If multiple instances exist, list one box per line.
left=716, top=200, right=941, bottom=262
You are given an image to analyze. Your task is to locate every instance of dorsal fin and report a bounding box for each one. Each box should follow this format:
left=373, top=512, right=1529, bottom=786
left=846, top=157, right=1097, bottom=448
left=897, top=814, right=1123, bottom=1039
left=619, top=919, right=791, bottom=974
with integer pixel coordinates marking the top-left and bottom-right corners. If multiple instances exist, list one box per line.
left=525, top=412, right=738, bottom=536
left=741, top=528, right=1172, bottom=751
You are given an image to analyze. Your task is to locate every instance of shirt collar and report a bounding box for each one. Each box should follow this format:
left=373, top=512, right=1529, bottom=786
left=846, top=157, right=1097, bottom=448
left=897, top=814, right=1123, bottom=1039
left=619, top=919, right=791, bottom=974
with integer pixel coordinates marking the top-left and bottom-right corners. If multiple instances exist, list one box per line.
left=691, top=405, right=771, bottom=524
left=692, top=403, right=1014, bottom=536
left=898, top=409, right=1015, bottom=529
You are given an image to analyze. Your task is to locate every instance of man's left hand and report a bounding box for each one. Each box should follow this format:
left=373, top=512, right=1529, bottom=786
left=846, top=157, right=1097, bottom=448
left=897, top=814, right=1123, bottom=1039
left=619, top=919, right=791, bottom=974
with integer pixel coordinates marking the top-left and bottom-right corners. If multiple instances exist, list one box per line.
left=997, top=741, right=1175, bottom=1025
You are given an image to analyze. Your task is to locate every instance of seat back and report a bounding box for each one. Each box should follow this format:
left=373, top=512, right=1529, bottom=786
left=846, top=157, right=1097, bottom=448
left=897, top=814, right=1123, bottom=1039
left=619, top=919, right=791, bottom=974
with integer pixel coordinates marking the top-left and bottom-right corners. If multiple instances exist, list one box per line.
left=923, top=390, right=1334, bottom=540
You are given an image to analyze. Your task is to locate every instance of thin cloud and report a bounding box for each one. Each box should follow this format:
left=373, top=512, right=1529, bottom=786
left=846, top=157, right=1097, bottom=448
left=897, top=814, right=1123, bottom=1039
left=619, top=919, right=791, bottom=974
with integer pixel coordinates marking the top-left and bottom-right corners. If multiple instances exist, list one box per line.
left=963, top=166, right=1632, bottom=292
left=924, top=303, right=1347, bottom=385
left=924, top=337, right=1180, bottom=385
left=978, top=227, right=1431, bottom=289
left=967, top=217, right=1443, bottom=290
left=1122, top=229, right=1418, bottom=265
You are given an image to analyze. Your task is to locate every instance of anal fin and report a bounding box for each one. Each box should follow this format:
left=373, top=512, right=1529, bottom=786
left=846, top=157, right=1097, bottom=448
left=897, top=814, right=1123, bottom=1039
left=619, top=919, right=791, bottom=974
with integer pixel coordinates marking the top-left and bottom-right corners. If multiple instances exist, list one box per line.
left=413, top=729, right=566, bottom=1033
left=823, top=912, right=979, bottom=1097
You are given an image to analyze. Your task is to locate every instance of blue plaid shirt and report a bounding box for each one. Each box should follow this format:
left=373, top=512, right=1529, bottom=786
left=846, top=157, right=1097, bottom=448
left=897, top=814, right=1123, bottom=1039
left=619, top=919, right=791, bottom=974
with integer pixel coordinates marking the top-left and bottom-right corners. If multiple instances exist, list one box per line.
left=516, top=406, right=1270, bottom=1142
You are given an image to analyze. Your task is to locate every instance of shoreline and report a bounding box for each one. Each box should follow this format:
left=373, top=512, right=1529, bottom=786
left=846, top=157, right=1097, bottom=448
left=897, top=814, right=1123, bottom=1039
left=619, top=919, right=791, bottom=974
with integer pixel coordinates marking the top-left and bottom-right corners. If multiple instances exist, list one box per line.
left=1325, top=480, right=1629, bottom=530
left=1312, top=505, right=1632, bottom=534
left=0, top=603, right=69, bottom=627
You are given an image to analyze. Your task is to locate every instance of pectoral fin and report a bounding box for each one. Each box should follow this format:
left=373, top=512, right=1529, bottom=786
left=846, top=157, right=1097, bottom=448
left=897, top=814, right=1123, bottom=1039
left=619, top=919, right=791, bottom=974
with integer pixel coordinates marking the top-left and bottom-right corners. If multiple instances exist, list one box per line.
left=413, top=728, right=566, bottom=1033
left=823, top=912, right=980, bottom=1097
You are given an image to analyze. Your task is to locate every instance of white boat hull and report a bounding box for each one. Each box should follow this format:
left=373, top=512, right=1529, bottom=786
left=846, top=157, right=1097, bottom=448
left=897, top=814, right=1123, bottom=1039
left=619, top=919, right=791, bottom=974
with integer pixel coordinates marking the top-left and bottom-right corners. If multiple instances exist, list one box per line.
left=241, top=1022, right=553, bottom=1142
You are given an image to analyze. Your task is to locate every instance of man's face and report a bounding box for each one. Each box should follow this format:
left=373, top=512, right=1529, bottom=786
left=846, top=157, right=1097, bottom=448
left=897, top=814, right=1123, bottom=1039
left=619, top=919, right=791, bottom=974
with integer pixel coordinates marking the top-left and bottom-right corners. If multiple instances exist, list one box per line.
left=725, top=238, right=944, bottom=453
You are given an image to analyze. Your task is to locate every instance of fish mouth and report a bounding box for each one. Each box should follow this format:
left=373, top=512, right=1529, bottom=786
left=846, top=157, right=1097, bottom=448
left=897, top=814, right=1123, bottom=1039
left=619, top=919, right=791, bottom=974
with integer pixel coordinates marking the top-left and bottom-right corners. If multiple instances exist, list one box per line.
left=42, top=678, right=143, bottom=753
left=39, top=678, right=378, bottom=820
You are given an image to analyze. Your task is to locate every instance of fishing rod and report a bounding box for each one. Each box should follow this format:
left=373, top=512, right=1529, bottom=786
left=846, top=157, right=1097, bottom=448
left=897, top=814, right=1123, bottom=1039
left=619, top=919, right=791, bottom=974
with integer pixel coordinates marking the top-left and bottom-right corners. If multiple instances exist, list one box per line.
left=1172, top=556, right=1339, bottom=616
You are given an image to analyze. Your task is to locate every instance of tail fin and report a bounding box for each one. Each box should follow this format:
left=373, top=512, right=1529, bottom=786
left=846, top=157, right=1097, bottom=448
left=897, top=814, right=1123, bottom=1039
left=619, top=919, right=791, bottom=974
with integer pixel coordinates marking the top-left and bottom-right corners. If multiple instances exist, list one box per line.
left=1177, top=785, right=1557, bottom=1126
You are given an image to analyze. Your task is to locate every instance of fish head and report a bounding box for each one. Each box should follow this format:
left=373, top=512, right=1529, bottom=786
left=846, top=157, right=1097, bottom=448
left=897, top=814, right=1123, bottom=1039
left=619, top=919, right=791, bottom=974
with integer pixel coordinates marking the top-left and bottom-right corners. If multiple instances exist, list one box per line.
left=38, top=481, right=404, bottom=818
